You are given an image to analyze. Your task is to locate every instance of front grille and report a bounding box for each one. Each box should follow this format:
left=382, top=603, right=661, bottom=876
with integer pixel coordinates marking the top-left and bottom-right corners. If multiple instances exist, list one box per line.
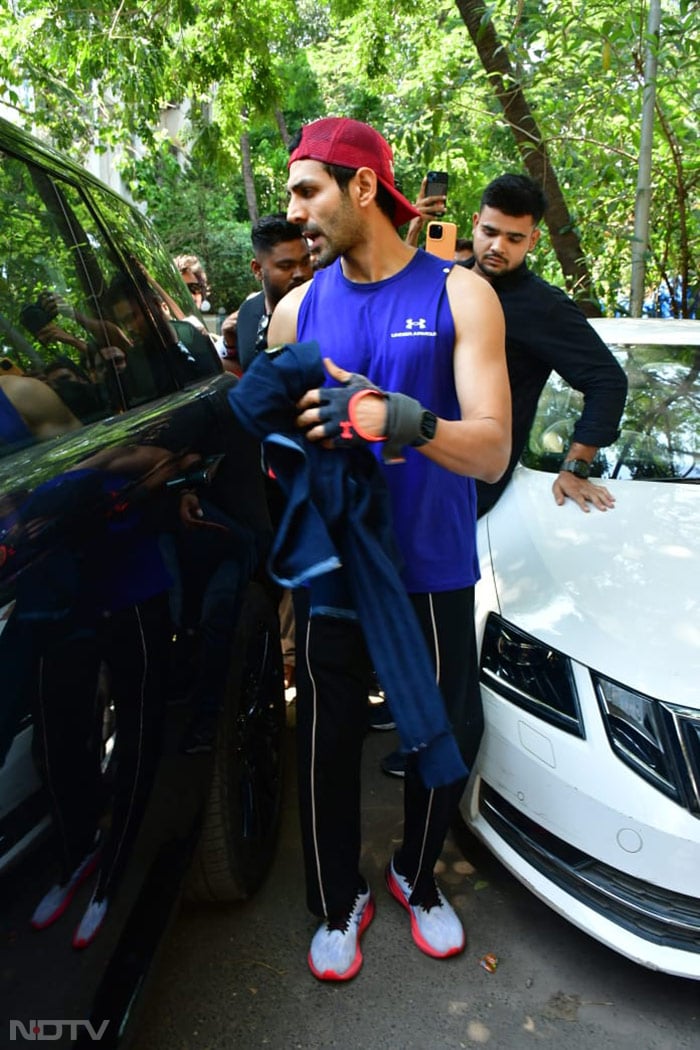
left=480, top=781, right=700, bottom=952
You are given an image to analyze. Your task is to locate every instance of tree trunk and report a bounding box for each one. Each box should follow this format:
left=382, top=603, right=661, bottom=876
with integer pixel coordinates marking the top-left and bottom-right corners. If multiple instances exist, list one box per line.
left=274, top=107, right=291, bottom=149
left=630, top=0, right=661, bottom=317
left=454, top=0, right=602, bottom=315
left=240, top=129, right=258, bottom=224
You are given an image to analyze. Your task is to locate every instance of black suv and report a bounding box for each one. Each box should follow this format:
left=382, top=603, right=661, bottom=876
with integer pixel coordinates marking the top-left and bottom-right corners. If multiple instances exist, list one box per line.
left=0, top=117, right=285, bottom=1046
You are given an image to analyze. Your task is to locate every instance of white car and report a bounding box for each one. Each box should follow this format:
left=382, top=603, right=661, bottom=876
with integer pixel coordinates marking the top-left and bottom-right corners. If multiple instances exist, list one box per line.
left=464, top=317, right=700, bottom=979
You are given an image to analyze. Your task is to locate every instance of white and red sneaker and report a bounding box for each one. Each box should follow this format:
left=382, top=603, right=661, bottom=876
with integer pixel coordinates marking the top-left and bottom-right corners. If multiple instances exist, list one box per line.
left=308, top=886, right=375, bottom=981
left=386, top=858, right=465, bottom=959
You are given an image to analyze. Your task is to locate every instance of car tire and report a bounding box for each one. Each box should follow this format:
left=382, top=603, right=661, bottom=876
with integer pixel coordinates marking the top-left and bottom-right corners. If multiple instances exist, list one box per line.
left=185, top=581, right=286, bottom=902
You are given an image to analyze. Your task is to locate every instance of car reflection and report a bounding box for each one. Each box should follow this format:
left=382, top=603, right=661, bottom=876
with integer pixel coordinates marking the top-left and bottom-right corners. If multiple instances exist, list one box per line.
left=0, top=431, right=260, bottom=951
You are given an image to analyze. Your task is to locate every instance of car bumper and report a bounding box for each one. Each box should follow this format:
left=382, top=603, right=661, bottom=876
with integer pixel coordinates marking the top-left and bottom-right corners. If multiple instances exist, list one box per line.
left=462, top=681, right=700, bottom=980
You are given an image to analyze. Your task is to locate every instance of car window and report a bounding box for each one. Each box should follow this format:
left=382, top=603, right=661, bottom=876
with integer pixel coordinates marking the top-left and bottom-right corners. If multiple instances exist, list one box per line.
left=523, top=342, right=700, bottom=482
left=0, top=153, right=220, bottom=457
left=86, top=182, right=221, bottom=387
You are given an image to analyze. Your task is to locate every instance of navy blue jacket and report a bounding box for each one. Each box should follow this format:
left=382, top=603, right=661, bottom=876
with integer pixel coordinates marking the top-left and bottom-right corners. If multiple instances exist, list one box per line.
left=228, top=341, right=467, bottom=789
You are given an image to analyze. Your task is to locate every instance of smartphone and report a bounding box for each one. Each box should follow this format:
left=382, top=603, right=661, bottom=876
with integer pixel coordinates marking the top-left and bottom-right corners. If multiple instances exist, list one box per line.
left=425, top=170, right=449, bottom=200
left=425, top=221, right=457, bottom=260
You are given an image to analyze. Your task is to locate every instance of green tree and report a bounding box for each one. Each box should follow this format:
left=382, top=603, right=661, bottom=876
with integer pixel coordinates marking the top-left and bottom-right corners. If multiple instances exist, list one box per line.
left=305, top=0, right=698, bottom=312
left=449, top=0, right=699, bottom=314
left=3, top=0, right=697, bottom=315
left=0, top=0, right=301, bottom=154
left=455, top=0, right=599, bottom=311
left=127, top=145, right=256, bottom=313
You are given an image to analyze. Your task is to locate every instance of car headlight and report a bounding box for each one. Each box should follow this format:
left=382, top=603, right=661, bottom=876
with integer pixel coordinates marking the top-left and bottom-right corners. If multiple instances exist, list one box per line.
left=480, top=614, right=584, bottom=737
left=594, top=674, right=685, bottom=805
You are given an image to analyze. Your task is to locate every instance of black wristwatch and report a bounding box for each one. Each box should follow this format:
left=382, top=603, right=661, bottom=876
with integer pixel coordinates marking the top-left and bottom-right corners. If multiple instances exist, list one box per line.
left=560, top=458, right=590, bottom=479
left=411, top=410, right=438, bottom=447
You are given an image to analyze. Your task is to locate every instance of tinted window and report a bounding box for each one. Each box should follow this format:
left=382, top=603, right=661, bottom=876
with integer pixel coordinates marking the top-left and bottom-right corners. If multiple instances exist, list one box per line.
left=85, top=182, right=221, bottom=389
left=0, top=153, right=220, bottom=456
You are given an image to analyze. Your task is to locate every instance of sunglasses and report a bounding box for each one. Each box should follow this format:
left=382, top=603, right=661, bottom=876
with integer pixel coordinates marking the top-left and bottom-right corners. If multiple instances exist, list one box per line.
left=185, top=281, right=203, bottom=295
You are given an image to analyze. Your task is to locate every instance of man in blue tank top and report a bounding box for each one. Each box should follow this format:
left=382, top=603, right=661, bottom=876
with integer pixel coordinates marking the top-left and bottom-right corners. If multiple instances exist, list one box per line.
left=268, top=117, right=511, bottom=982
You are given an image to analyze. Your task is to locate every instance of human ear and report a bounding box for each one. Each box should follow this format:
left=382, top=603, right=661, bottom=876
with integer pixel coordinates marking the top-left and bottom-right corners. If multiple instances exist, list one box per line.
left=353, top=167, right=378, bottom=209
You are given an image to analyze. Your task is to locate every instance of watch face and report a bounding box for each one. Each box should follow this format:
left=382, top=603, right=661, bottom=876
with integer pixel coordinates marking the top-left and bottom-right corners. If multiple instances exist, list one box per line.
left=420, top=410, right=438, bottom=441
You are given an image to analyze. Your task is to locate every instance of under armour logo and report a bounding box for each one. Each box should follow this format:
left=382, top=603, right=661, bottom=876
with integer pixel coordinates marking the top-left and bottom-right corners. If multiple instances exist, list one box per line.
left=405, top=318, right=426, bottom=330
left=339, top=419, right=353, bottom=439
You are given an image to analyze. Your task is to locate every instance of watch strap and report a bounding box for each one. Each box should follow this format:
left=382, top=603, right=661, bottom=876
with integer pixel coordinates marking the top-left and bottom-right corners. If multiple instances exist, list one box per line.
left=560, top=458, right=591, bottom=479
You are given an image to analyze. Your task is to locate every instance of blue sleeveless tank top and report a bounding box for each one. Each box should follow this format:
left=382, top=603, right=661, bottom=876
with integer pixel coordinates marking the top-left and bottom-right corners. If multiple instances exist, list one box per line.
left=297, top=249, right=478, bottom=592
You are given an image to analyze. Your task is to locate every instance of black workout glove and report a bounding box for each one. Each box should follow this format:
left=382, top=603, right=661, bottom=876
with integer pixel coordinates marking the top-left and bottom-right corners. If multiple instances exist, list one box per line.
left=316, top=373, right=386, bottom=448
left=316, top=372, right=431, bottom=462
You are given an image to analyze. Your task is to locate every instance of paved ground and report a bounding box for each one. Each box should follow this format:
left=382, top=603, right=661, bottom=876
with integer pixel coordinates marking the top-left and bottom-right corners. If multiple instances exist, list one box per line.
left=135, top=721, right=699, bottom=1050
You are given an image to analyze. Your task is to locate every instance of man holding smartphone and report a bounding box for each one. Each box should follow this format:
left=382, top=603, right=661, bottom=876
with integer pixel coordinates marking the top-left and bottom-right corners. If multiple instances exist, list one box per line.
left=267, top=117, right=510, bottom=981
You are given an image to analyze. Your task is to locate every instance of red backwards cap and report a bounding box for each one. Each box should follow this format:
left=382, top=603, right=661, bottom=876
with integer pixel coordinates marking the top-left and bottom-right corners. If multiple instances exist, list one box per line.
left=288, top=117, right=420, bottom=229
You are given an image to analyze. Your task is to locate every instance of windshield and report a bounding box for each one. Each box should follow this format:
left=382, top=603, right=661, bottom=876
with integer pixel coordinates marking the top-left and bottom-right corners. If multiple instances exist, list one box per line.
left=522, top=342, right=700, bottom=482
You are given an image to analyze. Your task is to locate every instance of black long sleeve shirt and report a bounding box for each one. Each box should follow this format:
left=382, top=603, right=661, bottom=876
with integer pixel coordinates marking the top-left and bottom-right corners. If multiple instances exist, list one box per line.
left=236, top=290, right=266, bottom=371
left=471, top=260, right=628, bottom=513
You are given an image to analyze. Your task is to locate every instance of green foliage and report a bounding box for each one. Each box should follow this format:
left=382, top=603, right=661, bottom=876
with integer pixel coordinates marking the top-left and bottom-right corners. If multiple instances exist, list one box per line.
left=126, top=144, right=257, bottom=312
left=2, top=0, right=698, bottom=314
left=0, top=0, right=301, bottom=153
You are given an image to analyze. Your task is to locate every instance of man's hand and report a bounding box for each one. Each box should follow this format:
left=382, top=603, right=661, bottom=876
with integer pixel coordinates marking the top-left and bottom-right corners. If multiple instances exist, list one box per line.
left=38, top=290, right=74, bottom=321
left=221, top=311, right=238, bottom=348
left=97, top=345, right=128, bottom=372
left=404, top=177, right=447, bottom=248
left=35, top=321, right=87, bottom=353
left=296, top=358, right=431, bottom=461
left=179, top=491, right=204, bottom=527
left=296, top=357, right=387, bottom=446
left=553, top=472, right=616, bottom=512
left=179, top=491, right=230, bottom=531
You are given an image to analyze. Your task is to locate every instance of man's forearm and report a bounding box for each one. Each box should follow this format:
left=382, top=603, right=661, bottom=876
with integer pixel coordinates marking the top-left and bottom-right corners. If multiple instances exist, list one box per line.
left=419, top=416, right=511, bottom=482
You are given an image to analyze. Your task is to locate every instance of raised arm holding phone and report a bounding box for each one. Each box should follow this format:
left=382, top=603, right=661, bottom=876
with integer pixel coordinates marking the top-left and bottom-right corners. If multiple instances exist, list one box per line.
left=404, top=170, right=449, bottom=248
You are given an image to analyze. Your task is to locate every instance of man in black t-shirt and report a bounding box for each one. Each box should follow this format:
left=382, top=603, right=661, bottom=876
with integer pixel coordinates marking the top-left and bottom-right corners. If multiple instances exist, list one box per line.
left=468, top=174, right=627, bottom=516
left=236, top=214, right=313, bottom=371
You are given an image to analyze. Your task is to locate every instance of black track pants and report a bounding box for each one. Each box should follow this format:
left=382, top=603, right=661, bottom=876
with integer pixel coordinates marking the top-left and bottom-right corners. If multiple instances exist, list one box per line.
left=294, top=586, right=481, bottom=918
